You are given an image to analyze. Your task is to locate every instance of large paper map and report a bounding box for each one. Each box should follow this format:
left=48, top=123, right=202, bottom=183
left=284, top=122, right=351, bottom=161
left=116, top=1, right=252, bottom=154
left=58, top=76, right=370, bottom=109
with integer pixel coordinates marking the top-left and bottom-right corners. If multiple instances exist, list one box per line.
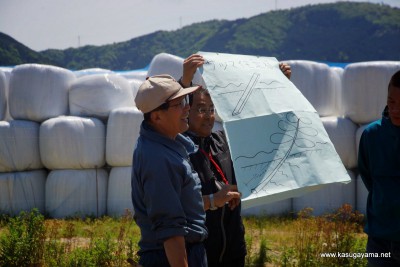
left=199, top=52, right=350, bottom=208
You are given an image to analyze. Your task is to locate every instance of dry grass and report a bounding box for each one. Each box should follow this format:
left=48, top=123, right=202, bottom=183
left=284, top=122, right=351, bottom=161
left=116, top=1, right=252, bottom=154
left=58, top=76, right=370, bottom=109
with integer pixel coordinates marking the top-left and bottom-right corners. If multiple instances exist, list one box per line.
left=243, top=205, right=368, bottom=266
left=0, top=205, right=368, bottom=267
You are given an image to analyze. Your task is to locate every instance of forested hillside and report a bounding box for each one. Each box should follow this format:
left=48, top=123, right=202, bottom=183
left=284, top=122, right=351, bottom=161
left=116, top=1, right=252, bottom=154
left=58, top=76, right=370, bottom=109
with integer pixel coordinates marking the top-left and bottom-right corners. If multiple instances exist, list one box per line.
left=1, top=2, right=399, bottom=69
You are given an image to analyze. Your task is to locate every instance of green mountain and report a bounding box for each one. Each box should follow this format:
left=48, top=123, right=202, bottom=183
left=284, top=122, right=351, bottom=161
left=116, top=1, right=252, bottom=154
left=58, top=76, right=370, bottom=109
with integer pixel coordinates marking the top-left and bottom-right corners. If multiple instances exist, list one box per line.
left=0, top=32, right=54, bottom=66
left=1, top=2, right=399, bottom=70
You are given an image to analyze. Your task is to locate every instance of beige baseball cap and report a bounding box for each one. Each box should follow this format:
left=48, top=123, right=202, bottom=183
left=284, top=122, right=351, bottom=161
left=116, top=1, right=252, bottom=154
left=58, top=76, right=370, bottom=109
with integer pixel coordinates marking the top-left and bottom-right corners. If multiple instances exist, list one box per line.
left=135, top=74, right=200, bottom=113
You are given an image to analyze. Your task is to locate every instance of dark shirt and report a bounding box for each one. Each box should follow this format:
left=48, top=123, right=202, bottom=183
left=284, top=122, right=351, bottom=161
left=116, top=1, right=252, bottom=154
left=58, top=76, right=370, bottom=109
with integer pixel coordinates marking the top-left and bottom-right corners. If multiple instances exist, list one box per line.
left=358, top=107, right=400, bottom=242
left=186, top=130, right=247, bottom=265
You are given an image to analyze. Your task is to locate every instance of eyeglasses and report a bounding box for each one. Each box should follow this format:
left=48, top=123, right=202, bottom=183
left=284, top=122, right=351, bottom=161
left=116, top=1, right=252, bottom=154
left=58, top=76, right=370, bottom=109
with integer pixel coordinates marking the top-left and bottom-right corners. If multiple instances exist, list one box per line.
left=195, top=107, right=215, bottom=115
left=159, top=95, right=189, bottom=110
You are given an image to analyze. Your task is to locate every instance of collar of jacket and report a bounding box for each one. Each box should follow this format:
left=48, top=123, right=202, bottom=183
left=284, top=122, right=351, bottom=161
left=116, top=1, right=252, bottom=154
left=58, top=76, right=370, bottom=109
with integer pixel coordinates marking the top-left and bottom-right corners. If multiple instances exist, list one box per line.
left=141, top=121, right=198, bottom=156
left=185, top=131, right=212, bottom=152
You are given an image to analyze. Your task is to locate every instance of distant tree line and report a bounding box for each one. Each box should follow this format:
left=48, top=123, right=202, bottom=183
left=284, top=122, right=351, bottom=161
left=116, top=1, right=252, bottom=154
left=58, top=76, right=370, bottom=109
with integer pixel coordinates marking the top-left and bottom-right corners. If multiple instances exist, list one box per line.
left=1, top=2, right=399, bottom=70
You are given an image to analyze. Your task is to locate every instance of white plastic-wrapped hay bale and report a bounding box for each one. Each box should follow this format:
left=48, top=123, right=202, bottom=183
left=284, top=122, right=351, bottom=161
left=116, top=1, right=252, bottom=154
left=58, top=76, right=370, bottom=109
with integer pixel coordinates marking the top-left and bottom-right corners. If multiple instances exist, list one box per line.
left=9, top=64, right=76, bottom=122
left=69, top=74, right=135, bottom=120
left=107, top=166, right=134, bottom=217
left=283, top=60, right=338, bottom=116
left=40, top=116, right=105, bottom=170
left=0, top=169, right=47, bottom=215
left=117, top=70, right=147, bottom=81
left=0, top=120, right=42, bottom=172
left=242, top=198, right=291, bottom=216
left=356, top=174, right=368, bottom=215
left=0, top=70, right=7, bottom=121
left=292, top=170, right=355, bottom=215
left=0, top=67, right=13, bottom=78
left=321, top=116, right=357, bottom=169
left=74, top=68, right=113, bottom=78
left=0, top=68, right=12, bottom=121
left=355, top=123, right=370, bottom=161
left=331, top=67, right=344, bottom=116
left=46, top=169, right=108, bottom=218
left=128, top=79, right=142, bottom=100
left=147, top=53, right=184, bottom=80
left=342, top=61, right=400, bottom=124
left=106, top=107, right=143, bottom=167
left=0, top=68, right=12, bottom=89
left=147, top=53, right=204, bottom=86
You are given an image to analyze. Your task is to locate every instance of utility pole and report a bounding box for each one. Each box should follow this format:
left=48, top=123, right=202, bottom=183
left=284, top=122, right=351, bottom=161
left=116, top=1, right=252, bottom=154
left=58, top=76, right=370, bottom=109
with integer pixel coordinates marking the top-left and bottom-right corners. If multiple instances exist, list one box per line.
left=78, top=35, right=81, bottom=48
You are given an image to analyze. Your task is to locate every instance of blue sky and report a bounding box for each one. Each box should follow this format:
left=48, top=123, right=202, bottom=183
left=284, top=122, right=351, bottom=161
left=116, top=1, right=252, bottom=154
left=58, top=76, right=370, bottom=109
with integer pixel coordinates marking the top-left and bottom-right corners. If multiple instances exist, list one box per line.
left=0, top=0, right=399, bottom=51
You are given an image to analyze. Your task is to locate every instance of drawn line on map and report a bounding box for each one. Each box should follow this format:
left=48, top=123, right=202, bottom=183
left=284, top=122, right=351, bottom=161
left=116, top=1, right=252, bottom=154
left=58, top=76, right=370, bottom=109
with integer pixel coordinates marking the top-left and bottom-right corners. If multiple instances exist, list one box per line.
left=210, top=77, right=285, bottom=116
left=204, top=59, right=275, bottom=71
left=212, top=82, right=243, bottom=91
left=233, top=112, right=329, bottom=194
left=232, top=73, right=260, bottom=116
left=270, top=180, right=285, bottom=186
left=235, top=149, right=279, bottom=160
left=256, top=80, right=286, bottom=90
left=249, top=114, right=299, bottom=193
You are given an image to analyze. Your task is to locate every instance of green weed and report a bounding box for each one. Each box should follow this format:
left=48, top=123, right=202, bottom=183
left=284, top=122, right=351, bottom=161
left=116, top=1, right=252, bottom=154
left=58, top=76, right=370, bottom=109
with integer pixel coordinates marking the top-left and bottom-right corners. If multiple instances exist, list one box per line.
left=278, top=204, right=367, bottom=267
left=0, top=205, right=367, bottom=267
left=0, top=209, right=46, bottom=266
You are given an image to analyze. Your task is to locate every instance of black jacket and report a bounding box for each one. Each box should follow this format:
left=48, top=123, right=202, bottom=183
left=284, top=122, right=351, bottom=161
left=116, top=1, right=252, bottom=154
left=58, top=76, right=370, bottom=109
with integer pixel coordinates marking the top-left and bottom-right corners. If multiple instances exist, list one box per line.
left=186, top=131, right=246, bottom=265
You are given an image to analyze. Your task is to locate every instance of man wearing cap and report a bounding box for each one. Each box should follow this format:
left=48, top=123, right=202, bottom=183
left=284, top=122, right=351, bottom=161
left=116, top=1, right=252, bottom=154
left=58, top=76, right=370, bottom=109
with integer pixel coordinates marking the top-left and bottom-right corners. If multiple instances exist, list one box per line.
left=131, top=74, right=208, bottom=267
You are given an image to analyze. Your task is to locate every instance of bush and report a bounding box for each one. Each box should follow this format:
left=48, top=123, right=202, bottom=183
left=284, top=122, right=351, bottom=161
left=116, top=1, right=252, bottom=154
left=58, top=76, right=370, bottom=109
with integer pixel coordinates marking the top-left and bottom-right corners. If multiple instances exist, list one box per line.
left=279, top=204, right=367, bottom=267
left=0, top=209, right=46, bottom=266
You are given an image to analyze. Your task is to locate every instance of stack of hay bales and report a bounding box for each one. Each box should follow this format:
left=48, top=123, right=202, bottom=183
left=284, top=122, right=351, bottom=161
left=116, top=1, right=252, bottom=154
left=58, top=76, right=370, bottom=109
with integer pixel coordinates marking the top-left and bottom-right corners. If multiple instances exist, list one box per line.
left=288, top=61, right=399, bottom=216
left=44, top=73, right=135, bottom=218
left=106, top=107, right=142, bottom=216
left=1, top=53, right=399, bottom=218
left=41, top=115, right=108, bottom=218
left=1, top=64, right=75, bottom=216
left=0, top=64, right=138, bottom=218
left=0, top=70, right=7, bottom=121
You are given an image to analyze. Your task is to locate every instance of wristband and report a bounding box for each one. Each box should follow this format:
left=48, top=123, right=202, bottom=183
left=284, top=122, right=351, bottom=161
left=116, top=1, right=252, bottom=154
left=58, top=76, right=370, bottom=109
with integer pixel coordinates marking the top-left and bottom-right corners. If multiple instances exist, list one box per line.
left=209, top=194, right=218, bottom=210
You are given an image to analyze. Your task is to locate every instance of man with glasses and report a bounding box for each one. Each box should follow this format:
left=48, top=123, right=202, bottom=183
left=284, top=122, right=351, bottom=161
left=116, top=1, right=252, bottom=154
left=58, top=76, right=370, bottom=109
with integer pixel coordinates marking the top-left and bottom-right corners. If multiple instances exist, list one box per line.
left=131, top=74, right=208, bottom=267
left=182, top=54, right=291, bottom=267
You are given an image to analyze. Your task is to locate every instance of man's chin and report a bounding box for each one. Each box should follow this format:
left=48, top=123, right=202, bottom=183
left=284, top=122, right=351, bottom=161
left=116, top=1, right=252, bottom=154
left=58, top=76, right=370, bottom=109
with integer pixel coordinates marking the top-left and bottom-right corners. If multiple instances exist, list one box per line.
left=390, top=117, right=400, bottom=126
left=392, top=121, right=400, bottom=127
left=201, top=129, right=213, bottom=137
left=181, top=123, right=189, bottom=133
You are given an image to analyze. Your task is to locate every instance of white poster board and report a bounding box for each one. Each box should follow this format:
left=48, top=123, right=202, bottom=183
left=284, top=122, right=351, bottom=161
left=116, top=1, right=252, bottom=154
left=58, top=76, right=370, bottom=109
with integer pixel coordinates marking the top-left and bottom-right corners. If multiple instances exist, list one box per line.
left=199, top=52, right=350, bottom=208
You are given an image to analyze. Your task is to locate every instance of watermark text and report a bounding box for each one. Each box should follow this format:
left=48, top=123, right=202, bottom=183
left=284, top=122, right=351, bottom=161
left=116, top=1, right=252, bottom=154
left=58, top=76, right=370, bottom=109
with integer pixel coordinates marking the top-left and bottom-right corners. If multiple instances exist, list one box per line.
left=320, top=252, right=391, bottom=259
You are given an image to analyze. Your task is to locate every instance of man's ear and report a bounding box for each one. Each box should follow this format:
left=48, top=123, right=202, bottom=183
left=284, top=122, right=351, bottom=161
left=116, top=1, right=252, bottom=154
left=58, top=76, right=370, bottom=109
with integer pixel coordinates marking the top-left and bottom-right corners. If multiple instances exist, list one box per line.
left=150, top=110, right=163, bottom=123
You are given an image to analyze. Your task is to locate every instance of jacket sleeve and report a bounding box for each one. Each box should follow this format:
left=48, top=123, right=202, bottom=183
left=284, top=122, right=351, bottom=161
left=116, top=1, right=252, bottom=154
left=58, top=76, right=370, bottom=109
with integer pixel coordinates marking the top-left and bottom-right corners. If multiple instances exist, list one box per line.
left=141, top=155, right=187, bottom=242
left=358, top=131, right=372, bottom=192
